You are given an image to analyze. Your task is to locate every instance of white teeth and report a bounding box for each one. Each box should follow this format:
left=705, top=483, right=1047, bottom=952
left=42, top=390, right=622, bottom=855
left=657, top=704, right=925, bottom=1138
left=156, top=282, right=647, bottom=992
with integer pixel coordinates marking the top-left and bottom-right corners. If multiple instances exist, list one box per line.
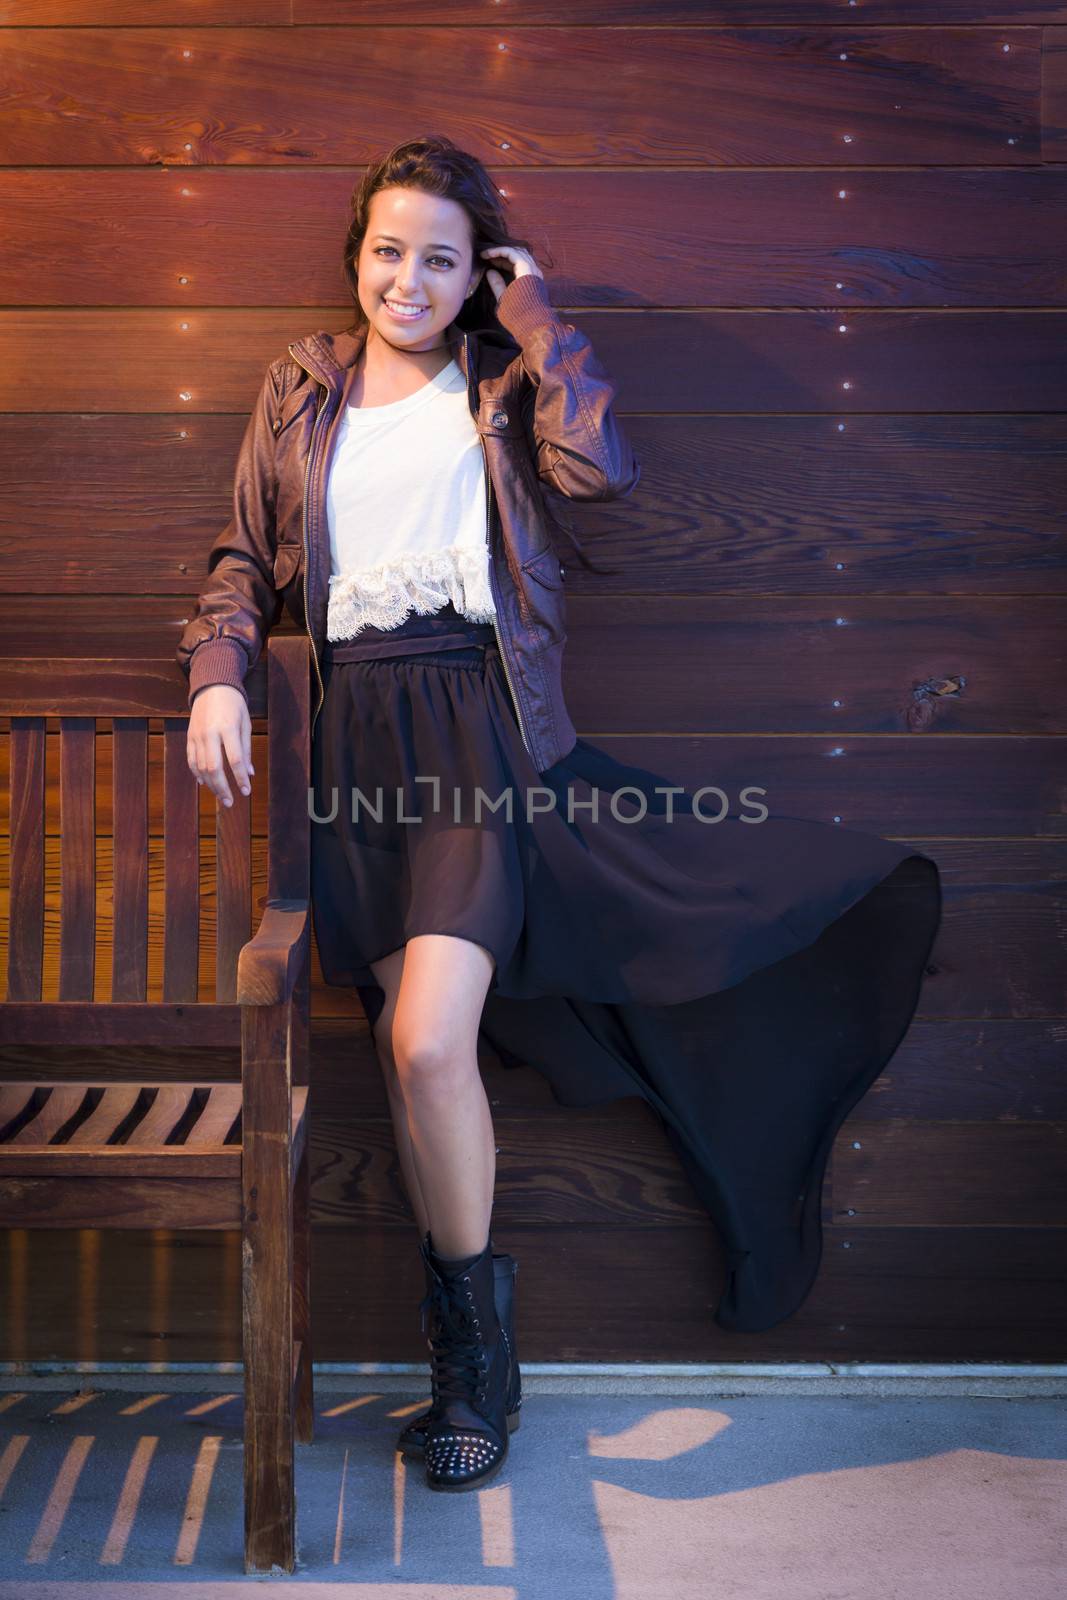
left=385, top=299, right=428, bottom=318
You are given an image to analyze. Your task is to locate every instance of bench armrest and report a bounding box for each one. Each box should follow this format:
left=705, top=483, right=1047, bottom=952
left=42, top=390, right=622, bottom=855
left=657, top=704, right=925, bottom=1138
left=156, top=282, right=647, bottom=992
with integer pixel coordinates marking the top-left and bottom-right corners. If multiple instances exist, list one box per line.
left=237, top=899, right=309, bottom=1006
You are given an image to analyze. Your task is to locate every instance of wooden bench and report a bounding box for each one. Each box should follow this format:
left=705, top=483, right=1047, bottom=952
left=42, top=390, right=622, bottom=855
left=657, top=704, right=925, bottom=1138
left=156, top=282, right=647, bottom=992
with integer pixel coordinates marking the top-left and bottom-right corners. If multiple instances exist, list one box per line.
left=0, top=634, right=314, bottom=1574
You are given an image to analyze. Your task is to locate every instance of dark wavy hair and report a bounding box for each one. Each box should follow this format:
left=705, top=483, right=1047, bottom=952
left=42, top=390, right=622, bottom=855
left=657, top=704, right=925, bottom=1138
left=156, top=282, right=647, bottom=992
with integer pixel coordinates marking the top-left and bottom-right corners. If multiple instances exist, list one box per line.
left=340, top=133, right=619, bottom=576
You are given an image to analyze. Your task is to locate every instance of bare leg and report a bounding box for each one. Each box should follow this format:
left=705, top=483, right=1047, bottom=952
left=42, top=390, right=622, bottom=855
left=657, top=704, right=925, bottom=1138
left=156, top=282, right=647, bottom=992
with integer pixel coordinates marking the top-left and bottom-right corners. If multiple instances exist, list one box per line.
left=368, top=944, right=432, bottom=1240
left=382, top=933, right=497, bottom=1259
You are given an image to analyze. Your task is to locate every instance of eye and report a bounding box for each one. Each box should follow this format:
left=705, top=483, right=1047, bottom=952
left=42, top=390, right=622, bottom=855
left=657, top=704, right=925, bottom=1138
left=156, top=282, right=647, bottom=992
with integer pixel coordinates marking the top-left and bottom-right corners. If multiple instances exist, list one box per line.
left=374, top=246, right=454, bottom=268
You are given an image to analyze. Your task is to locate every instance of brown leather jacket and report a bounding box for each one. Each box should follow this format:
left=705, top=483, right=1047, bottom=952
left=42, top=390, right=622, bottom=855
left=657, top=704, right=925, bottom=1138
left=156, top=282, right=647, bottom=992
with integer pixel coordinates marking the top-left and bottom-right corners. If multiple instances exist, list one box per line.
left=175, top=272, right=641, bottom=773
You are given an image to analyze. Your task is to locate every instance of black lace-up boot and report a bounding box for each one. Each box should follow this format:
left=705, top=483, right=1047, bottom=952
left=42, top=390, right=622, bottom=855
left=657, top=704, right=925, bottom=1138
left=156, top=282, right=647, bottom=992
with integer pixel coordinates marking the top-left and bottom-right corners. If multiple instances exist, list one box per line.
left=416, top=1233, right=517, bottom=1490
left=397, top=1234, right=522, bottom=1459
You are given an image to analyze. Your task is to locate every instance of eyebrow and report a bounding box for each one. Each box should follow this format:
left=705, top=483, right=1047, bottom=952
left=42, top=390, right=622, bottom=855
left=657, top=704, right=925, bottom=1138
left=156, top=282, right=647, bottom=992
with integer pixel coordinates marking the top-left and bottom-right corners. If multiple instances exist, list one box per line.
left=371, top=234, right=461, bottom=254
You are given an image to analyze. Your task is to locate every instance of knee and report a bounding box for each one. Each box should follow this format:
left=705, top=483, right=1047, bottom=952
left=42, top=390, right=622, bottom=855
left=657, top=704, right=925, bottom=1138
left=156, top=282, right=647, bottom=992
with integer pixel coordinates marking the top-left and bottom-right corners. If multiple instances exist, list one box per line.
left=392, top=1028, right=470, bottom=1098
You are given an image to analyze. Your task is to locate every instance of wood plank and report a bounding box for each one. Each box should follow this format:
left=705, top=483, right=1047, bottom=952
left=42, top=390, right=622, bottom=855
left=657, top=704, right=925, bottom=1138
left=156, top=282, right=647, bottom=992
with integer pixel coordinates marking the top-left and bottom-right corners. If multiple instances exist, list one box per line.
left=292, top=1137, right=313, bottom=1440
left=1043, top=26, right=1067, bottom=161
left=3, top=598, right=1067, bottom=734
left=110, top=717, right=149, bottom=1002
left=557, top=598, right=1067, bottom=736
left=0, top=659, right=269, bottom=718
left=64, top=1084, right=143, bottom=1145
left=4, top=170, right=1066, bottom=308
left=57, top=719, right=95, bottom=1001
left=8, top=2, right=1066, bottom=27
left=833, top=1120, right=1067, bottom=1225
left=5, top=718, right=45, bottom=1000
left=240, top=1000, right=295, bottom=1573
left=5, top=315, right=1067, bottom=415
left=0, top=1083, right=37, bottom=1134
left=0, top=1176, right=242, bottom=1227
left=215, top=778, right=252, bottom=1005
left=0, top=26, right=1042, bottom=169
left=337, top=1216, right=1057, bottom=1362
left=161, top=719, right=200, bottom=1003
left=185, top=1084, right=242, bottom=1146
left=3, top=1223, right=1061, bottom=1362
left=8, top=2, right=290, bottom=19
left=265, top=636, right=312, bottom=909
left=9, top=1084, right=88, bottom=1144
left=300, top=1113, right=1067, bottom=1233
left=3, top=403, right=1067, bottom=596
left=123, top=1083, right=198, bottom=1145
left=0, top=659, right=268, bottom=716
left=300, top=0, right=1067, bottom=21
left=0, top=1003, right=243, bottom=1046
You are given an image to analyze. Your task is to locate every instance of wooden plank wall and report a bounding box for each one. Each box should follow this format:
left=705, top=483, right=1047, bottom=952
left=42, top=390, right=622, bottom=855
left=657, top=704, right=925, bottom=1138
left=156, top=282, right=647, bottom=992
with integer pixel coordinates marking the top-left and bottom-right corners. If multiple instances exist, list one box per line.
left=1, top=2, right=1065, bottom=1363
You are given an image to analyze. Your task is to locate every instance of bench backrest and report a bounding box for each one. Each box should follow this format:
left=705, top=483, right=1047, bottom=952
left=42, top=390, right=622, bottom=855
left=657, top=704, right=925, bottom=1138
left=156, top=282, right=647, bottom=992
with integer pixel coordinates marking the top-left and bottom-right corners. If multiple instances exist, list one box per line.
left=0, top=638, right=310, bottom=1046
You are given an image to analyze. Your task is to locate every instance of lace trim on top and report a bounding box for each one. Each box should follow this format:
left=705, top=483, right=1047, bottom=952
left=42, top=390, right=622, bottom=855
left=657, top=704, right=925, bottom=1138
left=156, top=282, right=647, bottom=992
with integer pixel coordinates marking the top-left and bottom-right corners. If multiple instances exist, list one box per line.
left=326, top=539, right=496, bottom=641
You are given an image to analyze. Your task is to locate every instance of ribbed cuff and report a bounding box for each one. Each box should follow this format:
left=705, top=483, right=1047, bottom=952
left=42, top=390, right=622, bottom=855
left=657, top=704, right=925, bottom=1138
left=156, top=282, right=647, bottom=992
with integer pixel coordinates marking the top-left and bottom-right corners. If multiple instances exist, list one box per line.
left=187, top=637, right=249, bottom=708
left=493, top=272, right=559, bottom=344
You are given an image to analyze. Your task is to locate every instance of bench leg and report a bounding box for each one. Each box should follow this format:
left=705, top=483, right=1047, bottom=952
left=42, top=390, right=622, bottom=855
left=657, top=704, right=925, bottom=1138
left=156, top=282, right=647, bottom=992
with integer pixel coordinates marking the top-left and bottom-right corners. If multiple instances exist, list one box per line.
left=242, top=1003, right=296, bottom=1575
left=293, top=1135, right=314, bottom=1443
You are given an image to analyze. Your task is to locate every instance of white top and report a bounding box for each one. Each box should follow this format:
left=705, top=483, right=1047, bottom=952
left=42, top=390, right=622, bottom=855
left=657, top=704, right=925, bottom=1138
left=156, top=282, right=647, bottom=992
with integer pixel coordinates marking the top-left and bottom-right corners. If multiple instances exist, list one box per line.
left=324, top=357, right=497, bottom=641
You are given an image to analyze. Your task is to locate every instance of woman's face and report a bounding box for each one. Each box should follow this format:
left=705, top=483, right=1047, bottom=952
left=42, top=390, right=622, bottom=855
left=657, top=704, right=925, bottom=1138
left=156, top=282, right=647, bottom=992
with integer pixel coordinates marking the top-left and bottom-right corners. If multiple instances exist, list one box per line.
left=356, top=186, right=484, bottom=352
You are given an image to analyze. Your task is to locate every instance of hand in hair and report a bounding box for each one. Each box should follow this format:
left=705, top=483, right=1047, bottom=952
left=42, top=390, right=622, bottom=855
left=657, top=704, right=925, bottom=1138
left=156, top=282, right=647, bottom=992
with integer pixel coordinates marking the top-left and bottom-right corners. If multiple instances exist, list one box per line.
left=479, top=245, right=544, bottom=303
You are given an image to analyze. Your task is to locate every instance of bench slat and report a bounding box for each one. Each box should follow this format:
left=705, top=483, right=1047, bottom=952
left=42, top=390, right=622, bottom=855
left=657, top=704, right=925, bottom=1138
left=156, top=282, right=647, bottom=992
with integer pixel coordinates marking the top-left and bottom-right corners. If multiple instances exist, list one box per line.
left=162, top=719, right=199, bottom=1003
left=0, top=1085, right=307, bottom=1178
left=6, top=718, right=46, bottom=1001
left=0, top=1002, right=242, bottom=1046
left=185, top=1083, right=242, bottom=1147
left=0, top=1083, right=38, bottom=1135
left=11, top=1084, right=89, bottom=1144
left=65, top=1085, right=144, bottom=1145
left=58, top=719, right=96, bottom=1000
left=216, top=776, right=252, bottom=1005
left=123, top=1084, right=198, bottom=1145
left=112, top=717, right=149, bottom=1002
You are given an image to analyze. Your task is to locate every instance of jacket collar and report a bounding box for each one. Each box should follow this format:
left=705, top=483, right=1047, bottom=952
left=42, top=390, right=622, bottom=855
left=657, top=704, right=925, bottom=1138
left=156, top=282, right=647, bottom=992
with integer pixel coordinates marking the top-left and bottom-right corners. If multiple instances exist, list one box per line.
left=288, top=316, right=517, bottom=393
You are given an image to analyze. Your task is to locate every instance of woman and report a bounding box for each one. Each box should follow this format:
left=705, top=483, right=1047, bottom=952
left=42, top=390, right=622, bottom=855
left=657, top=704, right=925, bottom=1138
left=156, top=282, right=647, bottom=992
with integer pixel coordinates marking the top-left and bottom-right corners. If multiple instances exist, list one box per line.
left=179, top=135, right=942, bottom=1493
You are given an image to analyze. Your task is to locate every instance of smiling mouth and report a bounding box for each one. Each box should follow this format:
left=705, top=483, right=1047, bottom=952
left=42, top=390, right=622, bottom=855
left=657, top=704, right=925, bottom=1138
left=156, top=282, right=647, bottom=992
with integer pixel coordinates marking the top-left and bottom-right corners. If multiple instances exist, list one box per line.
left=383, top=298, right=430, bottom=318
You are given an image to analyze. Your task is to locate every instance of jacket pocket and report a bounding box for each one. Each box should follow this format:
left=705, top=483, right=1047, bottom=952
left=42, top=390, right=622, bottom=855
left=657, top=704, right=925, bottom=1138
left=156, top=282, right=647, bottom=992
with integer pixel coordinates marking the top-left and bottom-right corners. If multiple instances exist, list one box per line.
left=272, top=542, right=302, bottom=588
left=521, top=545, right=565, bottom=588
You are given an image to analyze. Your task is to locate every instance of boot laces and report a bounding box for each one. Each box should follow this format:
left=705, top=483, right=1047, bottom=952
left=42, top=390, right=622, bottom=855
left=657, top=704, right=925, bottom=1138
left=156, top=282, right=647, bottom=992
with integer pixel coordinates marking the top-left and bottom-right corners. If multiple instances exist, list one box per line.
left=420, top=1277, right=488, bottom=1402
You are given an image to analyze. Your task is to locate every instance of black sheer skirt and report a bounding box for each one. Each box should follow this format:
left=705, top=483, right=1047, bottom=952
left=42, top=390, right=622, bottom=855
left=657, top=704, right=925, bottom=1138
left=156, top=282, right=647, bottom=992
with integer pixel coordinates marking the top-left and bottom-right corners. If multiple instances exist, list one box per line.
left=309, top=601, right=942, bottom=1333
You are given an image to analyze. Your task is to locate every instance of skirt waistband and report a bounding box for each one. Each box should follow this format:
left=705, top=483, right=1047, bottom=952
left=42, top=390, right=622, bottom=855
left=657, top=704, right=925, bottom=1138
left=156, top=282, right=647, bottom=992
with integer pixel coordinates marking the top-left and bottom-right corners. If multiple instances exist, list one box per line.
left=323, top=600, right=498, bottom=662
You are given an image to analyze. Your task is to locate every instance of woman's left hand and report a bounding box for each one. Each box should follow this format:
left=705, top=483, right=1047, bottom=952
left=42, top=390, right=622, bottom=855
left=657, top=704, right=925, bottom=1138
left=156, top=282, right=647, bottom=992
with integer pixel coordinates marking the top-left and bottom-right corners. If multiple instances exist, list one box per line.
left=480, top=245, right=544, bottom=303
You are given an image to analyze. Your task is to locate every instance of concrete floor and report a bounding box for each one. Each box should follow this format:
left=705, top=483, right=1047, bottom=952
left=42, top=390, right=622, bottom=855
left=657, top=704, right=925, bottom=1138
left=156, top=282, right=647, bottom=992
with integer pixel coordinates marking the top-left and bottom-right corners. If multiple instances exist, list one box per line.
left=0, top=1377, right=1064, bottom=1596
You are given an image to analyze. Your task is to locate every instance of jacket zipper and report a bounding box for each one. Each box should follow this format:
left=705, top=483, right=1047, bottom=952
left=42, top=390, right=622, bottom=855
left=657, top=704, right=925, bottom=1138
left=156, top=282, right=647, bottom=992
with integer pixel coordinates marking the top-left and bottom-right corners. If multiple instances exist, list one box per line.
left=478, top=430, right=533, bottom=758
left=464, top=333, right=533, bottom=758
left=286, top=345, right=327, bottom=736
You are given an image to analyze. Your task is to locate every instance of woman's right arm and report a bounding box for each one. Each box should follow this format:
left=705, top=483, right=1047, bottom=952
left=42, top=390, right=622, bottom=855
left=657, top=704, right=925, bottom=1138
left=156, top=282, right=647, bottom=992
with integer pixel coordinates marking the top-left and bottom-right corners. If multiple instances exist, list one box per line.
left=177, top=359, right=287, bottom=805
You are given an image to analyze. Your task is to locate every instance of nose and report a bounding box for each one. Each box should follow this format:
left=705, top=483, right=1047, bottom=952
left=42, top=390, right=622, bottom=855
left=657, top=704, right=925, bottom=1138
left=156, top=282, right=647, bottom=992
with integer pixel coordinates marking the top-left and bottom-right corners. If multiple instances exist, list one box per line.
left=394, top=258, right=423, bottom=297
